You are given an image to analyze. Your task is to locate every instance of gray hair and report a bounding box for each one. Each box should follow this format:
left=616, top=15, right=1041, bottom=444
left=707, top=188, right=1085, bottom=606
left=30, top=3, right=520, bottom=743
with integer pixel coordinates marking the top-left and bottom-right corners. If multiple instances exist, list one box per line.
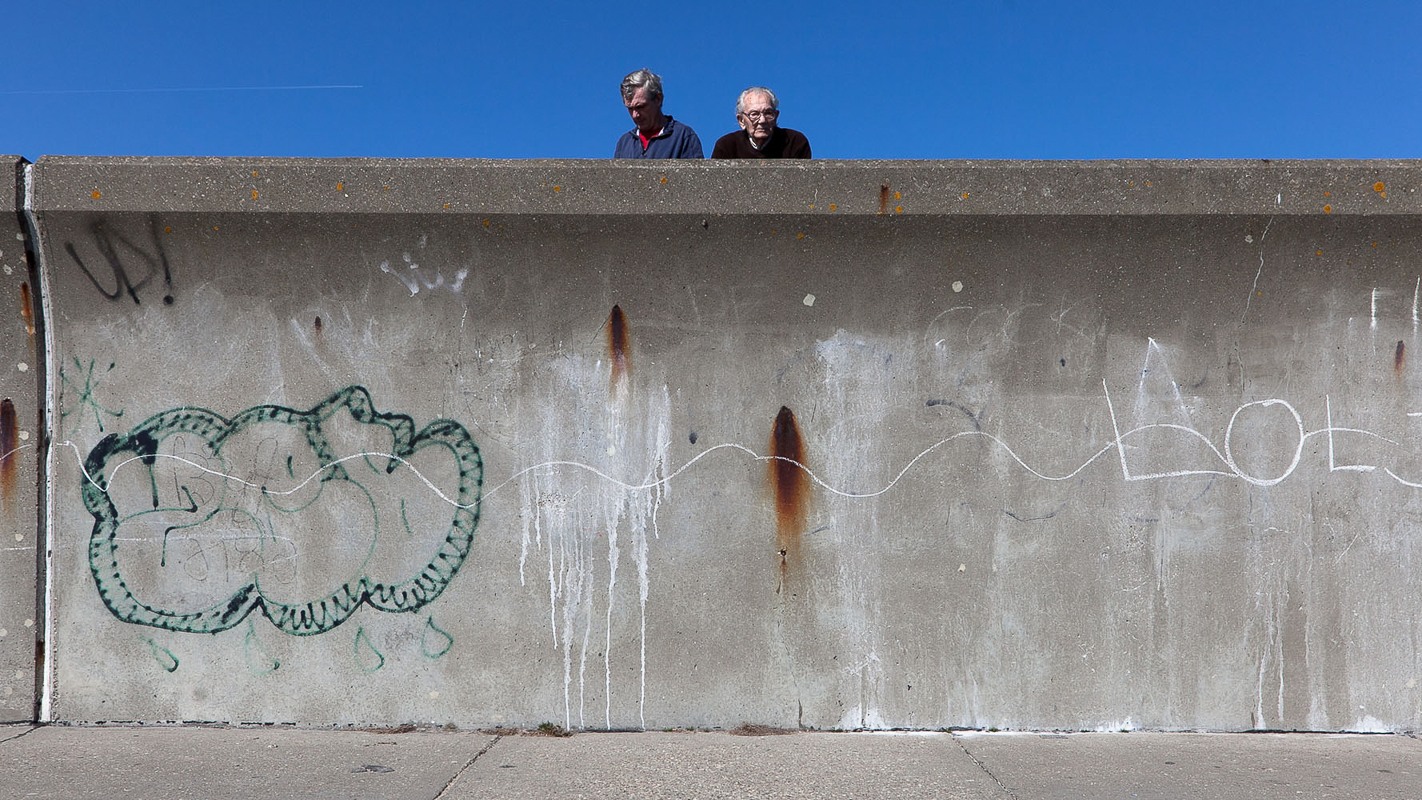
left=621, top=69, right=663, bottom=103
left=736, top=86, right=779, bottom=115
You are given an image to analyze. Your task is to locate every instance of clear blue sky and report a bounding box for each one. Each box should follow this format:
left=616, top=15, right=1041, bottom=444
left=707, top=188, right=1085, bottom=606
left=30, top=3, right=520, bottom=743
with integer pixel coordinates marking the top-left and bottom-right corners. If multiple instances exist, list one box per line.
left=5, top=1, right=1419, bottom=160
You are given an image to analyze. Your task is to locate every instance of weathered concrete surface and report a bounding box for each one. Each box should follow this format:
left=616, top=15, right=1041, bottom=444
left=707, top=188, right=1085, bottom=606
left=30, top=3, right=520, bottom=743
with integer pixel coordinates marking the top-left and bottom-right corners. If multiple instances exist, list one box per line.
left=3, top=726, right=1419, bottom=799
left=0, top=156, right=40, bottom=722
left=0, top=724, right=495, bottom=799
left=448, top=730, right=1005, bottom=799
left=25, top=157, right=1422, bottom=731
left=958, top=731, right=1422, bottom=800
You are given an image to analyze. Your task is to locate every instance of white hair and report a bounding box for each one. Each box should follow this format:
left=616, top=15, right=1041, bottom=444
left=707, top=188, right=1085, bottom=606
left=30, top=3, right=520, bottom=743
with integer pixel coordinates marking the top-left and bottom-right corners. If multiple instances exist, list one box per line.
left=736, top=86, right=779, bottom=115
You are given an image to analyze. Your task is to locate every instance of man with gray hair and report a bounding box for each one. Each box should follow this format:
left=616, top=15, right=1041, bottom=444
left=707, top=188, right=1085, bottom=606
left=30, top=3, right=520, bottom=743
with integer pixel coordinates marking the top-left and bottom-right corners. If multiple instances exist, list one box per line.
left=711, top=86, right=811, bottom=159
left=614, top=69, right=704, bottom=159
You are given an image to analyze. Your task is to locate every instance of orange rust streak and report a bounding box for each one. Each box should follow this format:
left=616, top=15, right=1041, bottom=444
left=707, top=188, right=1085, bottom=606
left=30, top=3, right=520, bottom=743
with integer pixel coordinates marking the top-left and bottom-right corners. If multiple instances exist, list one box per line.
left=769, top=406, right=808, bottom=577
left=19, top=283, right=34, bottom=336
left=607, top=305, right=630, bottom=385
left=878, top=183, right=890, bottom=214
left=0, top=399, right=16, bottom=508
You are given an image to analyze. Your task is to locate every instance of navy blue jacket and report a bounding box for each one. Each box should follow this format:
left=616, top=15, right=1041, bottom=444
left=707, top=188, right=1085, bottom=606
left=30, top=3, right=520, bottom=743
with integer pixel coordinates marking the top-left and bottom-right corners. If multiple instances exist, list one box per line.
left=614, top=117, right=704, bottom=159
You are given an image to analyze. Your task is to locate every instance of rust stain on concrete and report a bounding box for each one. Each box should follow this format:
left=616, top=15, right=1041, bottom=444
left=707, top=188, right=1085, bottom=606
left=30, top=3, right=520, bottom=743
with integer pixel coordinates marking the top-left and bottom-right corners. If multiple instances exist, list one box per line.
left=769, top=405, right=808, bottom=587
left=19, top=283, right=34, bottom=336
left=0, top=398, right=16, bottom=508
left=608, top=304, right=630, bottom=385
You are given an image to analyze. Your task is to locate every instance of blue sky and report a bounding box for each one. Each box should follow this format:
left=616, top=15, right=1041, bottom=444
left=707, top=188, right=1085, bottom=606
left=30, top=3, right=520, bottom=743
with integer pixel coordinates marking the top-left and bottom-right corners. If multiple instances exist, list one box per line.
left=5, top=1, right=1419, bottom=160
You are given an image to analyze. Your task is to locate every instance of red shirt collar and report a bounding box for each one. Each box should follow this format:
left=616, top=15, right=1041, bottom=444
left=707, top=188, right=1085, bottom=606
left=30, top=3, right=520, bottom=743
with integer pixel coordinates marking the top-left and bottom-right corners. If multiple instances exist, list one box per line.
left=638, top=124, right=665, bottom=149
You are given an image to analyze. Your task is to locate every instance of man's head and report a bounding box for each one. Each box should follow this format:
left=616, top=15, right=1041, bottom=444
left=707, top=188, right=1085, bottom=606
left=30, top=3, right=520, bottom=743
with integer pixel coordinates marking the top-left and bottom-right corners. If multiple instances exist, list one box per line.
left=736, top=87, right=780, bottom=146
left=621, top=69, right=667, bottom=136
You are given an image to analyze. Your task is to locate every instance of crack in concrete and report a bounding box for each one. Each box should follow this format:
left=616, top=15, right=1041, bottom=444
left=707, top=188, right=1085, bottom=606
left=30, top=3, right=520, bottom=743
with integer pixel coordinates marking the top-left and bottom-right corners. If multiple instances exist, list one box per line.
left=951, top=734, right=1018, bottom=800
left=1240, top=215, right=1275, bottom=326
left=432, top=733, right=502, bottom=799
left=0, top=725, right=41, bottom=745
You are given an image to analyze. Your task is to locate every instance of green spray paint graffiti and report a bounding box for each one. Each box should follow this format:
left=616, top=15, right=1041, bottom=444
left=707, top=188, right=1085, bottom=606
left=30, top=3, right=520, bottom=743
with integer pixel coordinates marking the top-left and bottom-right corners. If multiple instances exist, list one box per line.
left=60, top=357, right=125, bottom=437
left=82, top=386, right=482, bottom=636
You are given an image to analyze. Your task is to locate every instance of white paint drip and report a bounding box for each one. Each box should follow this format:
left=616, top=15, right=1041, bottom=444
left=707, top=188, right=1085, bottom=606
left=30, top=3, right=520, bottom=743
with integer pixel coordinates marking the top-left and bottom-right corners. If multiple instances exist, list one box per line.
left=511, top=349, right=671, bottom=730
left=1413, top=278, right=1419, bottom=333
left=816, top=331, right=900, bottom=729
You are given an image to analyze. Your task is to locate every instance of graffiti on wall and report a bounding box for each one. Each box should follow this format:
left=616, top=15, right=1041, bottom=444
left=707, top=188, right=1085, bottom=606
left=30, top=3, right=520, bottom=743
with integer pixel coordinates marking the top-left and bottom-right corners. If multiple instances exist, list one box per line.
left=59, top=357, right=124, bottom=438
left=80, top=386, right=482, bottom=637
left=65, top=216, right=175, bottom=306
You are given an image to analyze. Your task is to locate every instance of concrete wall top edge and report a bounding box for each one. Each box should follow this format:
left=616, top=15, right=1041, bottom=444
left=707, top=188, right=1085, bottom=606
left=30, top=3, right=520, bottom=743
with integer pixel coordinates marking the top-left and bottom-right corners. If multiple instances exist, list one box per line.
left=28, top=156, right=1422, bottom=217
left=1, top=155, right=22, bottom=213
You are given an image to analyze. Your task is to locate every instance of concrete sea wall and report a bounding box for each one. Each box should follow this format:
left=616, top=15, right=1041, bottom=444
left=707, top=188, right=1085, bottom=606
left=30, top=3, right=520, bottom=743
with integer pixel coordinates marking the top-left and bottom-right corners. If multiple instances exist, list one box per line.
left=4, top=157, right=1422, bottom=731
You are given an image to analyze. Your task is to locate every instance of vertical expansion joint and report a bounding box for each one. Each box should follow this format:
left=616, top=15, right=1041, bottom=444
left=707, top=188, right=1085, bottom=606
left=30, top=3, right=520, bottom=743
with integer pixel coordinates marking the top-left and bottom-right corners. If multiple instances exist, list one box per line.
left=19, top=160, right=57, bottom=723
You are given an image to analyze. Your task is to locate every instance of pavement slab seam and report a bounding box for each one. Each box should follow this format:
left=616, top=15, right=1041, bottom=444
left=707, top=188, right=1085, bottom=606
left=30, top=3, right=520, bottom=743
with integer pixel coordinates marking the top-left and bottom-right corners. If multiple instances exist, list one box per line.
left=433, top=733, right=503, bottom=800
left=0, top=725, right=39, bottom=745
left=952, top=734, right=1018, bottom=800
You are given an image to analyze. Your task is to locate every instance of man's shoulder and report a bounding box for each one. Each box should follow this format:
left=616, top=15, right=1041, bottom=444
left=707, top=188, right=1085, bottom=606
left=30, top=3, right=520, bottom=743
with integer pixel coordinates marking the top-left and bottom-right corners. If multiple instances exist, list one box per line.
left=775, top=127, right=811, bottom=158
left=711, top=130, right=753, bottom=159
left=778, top=127, right=809, bottom=144
left=713, top=130, right=745, bottom=147
left=665, top=117, right=700, bottom=139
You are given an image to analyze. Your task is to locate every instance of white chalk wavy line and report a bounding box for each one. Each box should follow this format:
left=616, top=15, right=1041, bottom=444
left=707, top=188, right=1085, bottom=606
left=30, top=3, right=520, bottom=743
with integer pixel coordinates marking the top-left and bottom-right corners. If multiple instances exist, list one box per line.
left=19, top=394, right=1407, bottom=514
left=55, top=433, right=1102, bottom=510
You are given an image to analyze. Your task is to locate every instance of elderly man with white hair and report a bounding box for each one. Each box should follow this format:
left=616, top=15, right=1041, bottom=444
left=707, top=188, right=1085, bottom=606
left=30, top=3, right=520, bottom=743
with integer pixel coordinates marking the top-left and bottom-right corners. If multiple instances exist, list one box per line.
left=711, top=86, right=811, bottom=159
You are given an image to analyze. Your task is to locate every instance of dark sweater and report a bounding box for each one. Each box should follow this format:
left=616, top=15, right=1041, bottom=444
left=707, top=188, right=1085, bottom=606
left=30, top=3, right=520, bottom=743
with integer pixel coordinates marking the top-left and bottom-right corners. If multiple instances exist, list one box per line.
left=710, top=127, right=811, bottom=159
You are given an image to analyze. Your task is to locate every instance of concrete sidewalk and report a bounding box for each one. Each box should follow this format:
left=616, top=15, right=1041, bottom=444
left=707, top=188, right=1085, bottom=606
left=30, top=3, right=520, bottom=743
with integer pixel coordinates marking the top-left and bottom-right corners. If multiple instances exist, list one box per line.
left=2, top=724, right=1419, bottom=799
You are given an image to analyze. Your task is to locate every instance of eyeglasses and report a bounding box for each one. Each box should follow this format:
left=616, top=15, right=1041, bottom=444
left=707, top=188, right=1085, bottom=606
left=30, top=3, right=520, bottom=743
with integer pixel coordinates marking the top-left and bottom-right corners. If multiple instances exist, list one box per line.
left=741, top=109, right=779, bottom=121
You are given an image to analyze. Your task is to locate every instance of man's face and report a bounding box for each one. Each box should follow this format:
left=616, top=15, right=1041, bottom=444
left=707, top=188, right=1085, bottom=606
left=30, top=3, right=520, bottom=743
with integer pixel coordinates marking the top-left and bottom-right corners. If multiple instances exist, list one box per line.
left=624, top=87, right=664, bottom=135
left=737, top=92, right=778, bottom=144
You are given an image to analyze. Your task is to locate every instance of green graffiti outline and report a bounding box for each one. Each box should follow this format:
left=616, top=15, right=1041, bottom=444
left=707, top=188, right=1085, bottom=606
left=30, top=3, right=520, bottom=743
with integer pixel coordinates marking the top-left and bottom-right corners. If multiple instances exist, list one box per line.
left=354, top=626, right=386, bottom=673
left=243, top=619, right=280, bottom=675
left=421, top=616, right=454, bottom=659
left=84, top=385, right=483, bottom=636
left=60, top=357, right=124, bottom=437
left=145, top=637, right=179, bottom=672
